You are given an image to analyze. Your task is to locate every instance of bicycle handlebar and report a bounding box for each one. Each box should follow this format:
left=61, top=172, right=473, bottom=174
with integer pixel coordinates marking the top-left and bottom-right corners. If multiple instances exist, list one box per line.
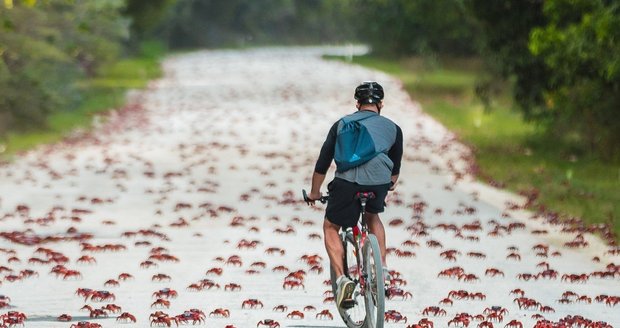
left=302, top=189, right=328, bottom=204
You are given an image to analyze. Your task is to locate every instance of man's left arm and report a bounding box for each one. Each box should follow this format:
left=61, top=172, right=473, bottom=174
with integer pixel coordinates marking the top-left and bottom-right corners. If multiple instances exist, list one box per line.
left=309, top=121, right=338, bottom=200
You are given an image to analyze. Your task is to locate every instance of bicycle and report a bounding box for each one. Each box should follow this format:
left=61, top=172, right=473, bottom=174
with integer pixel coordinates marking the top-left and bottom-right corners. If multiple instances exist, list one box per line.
left=303, top=189, right=385, bottom=328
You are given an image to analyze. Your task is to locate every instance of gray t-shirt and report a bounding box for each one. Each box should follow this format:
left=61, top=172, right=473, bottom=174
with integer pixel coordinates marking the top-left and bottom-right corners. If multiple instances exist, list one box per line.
left=314, top=110, right=403, bottom=185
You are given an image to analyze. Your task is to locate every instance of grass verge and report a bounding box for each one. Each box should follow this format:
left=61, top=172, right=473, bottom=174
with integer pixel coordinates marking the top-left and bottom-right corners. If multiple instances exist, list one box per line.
left=327, top=55, right=619, bottom=239
left=0, top=42, right=164, bottom=158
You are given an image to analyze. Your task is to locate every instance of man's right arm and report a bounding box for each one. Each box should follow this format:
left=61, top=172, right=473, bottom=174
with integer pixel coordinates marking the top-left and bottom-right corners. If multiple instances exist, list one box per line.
left=388, top=125, right=403, bottom=190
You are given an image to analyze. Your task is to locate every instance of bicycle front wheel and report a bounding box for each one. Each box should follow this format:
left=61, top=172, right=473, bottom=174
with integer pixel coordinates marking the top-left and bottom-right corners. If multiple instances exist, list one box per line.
left=330, top=232, right=366, bottom=328
left=363, top=234, right=385, bottom=328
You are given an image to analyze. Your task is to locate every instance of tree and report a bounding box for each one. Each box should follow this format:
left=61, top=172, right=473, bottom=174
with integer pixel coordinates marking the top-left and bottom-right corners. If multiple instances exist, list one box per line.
left=160, top=0, right=356, bottom=49
left=466, top=0, right=550, bottom=120
left=0, top=0, right=128, bottom=132
left=529, top=0, right=620, bottom=157
left=355, top=0, right=481, bottom=56
left=468, top=0, right=620, bottom=158
left=124, top=0, right=177, bottom=40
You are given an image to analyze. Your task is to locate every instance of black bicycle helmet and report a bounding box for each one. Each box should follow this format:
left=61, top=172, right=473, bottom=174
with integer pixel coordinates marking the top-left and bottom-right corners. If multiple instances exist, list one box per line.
left=354, top=81, right=384, bottom=104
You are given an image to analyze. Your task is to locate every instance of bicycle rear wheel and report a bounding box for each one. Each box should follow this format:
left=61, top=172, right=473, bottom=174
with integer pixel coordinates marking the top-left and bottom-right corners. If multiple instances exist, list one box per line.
left=330, top=232, right=366, bottom=328
left=363, top=234, right=385, bottom=328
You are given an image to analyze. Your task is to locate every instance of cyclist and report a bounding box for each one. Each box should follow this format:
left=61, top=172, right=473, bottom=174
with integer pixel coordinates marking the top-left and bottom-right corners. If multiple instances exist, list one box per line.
left=306, top=81, right=403, bottom=309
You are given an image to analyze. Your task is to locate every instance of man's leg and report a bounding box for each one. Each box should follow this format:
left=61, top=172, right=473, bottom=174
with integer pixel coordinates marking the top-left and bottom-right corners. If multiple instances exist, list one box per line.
left=364, top=212, right=386, bottom=266
left=323, top=218, right=344, bottom=276
left=324, top=218, right=356, bottom=308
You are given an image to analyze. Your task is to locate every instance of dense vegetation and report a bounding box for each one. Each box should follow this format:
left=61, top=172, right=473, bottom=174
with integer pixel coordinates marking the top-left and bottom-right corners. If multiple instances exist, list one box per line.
left=0, top=0, right=128, bottom=133
left=159, top=0, right=356, bottom=48
left=3, top=0, right=618, bottom=160
left=468, top=0, right=620, bottom=159
left=0, top=0, right=356, bottom=143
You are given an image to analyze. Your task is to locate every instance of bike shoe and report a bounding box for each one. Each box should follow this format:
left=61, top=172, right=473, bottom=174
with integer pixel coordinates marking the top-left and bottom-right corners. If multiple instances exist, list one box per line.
left=336, top=277, right=356, bottom=309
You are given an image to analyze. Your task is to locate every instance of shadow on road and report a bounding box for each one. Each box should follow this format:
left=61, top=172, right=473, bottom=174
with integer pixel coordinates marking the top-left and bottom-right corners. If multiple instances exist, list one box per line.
left=25, top=315, right=107, bottom=322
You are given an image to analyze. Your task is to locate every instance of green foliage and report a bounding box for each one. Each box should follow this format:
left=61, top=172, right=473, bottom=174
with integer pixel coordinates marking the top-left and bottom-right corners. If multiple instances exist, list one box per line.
left=354, top=0, right=481, bottom=56
left=2, top=51, right=162, bottom=157
left=529, top=0, right=620, bottom=158
left=467, top=0, right=620, bottom=159
left=465, top=0, right=550, bottom=119
left=124, top=0, right=177, bottom=40
left=0, top=0, right=128, bottom=135
left=161, top=0, right=356, bottom=48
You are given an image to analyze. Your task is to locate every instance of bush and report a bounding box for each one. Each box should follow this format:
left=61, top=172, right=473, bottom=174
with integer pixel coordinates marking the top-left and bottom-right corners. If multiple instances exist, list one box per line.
left=0, top=0, right=128, bottom=133
left=529, top=0, right=620, bottom=158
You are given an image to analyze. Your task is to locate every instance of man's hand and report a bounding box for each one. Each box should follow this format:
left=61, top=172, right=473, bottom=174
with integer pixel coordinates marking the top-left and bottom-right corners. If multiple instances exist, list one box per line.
left=307, top=172, right=326, bottom=205
left=306, top=190, right=323, bottom=206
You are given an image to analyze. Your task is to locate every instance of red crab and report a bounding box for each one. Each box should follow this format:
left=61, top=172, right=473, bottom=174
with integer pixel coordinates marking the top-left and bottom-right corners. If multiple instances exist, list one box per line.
left=315, top=309, right=333, bottom=320
left=422, top=306, right=446, bottom=316
left=1, top=311, right=27, bottom=327
left=76, top=255, right=97, bottom=264
left=206, top=267, right=223, bottom=276
left=116, top=312, right=137, bottom=323
left=287, top=310, right=304, bottom=319
left=62, top=270, right=83, bottom=280
left=75, top=288, right=94, bottom=300
left=151, top=299, right=171, bottom=309
left=282, top=280, right=304, bottom=289
left=103, top=304, right=122, bottom=313
left=272, top=305, right=288, bottom=312
left=439, top=298, right=453, bottom=306
left=70, top=322, right=102, bottom=328
left=152, top=273, right=172, bottom=282
left=387, top=287, right=413, bottom=300
left=175, top=309, right=205, bottom=325
left=504, top=320, right=523, bottom=328
left=118, top=273, right=134, bottom=280
left=104, top=279, right=119, bottom=287
left=152, top=288, right=177, bottom=299
left=485, top=268, right=505, bottom=277
left=57, top=314, right=72, bottom=321
left=257, top=319, right=280, bottom=328
left=89, top=290, right=115, bottom=302
left=385, top=309, right=407, bottom=323
left=242, top=299, right=264, bottom=309
left=224, top=283, right=242, bottom=291
left=89, top=308, right=107, bottom=318
left=150, top=311, right=175, bottom=327
left=272, top=265, right=289, bottom=272
left=209, top=308, right=230, bottom=318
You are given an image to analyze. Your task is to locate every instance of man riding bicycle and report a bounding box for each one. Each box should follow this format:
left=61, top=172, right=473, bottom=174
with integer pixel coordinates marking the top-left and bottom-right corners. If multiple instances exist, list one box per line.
left=306, top=81, right=403, bottom=309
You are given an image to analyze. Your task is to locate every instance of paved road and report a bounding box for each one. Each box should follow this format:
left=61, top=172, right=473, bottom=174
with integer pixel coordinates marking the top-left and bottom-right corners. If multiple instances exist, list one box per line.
left=0, top=47, right=618, bottom=328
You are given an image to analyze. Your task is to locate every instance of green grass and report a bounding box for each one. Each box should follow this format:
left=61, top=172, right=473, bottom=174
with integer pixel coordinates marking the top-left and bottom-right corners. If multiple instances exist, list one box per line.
left=1, top=44, right=163, bottom=158
left=328, top=54, right=620, bottom=239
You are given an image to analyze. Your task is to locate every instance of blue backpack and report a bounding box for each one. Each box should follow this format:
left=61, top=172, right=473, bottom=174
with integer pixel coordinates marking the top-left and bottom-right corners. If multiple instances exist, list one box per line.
left=334, top=114, right=379, bottom=172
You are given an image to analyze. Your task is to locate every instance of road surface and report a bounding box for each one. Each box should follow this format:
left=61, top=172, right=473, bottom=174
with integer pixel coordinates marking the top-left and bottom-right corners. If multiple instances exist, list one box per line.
left=0, top=47, right=618, bottom=328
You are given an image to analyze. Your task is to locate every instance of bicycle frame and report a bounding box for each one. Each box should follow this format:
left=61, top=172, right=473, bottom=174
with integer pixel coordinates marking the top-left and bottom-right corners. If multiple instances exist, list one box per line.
left=342, top=192, right=373, bottom=297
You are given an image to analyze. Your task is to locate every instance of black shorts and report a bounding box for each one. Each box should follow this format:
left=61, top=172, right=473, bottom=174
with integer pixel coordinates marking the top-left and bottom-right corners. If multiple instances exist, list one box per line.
left=325, top=178, right=391, bottom=228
